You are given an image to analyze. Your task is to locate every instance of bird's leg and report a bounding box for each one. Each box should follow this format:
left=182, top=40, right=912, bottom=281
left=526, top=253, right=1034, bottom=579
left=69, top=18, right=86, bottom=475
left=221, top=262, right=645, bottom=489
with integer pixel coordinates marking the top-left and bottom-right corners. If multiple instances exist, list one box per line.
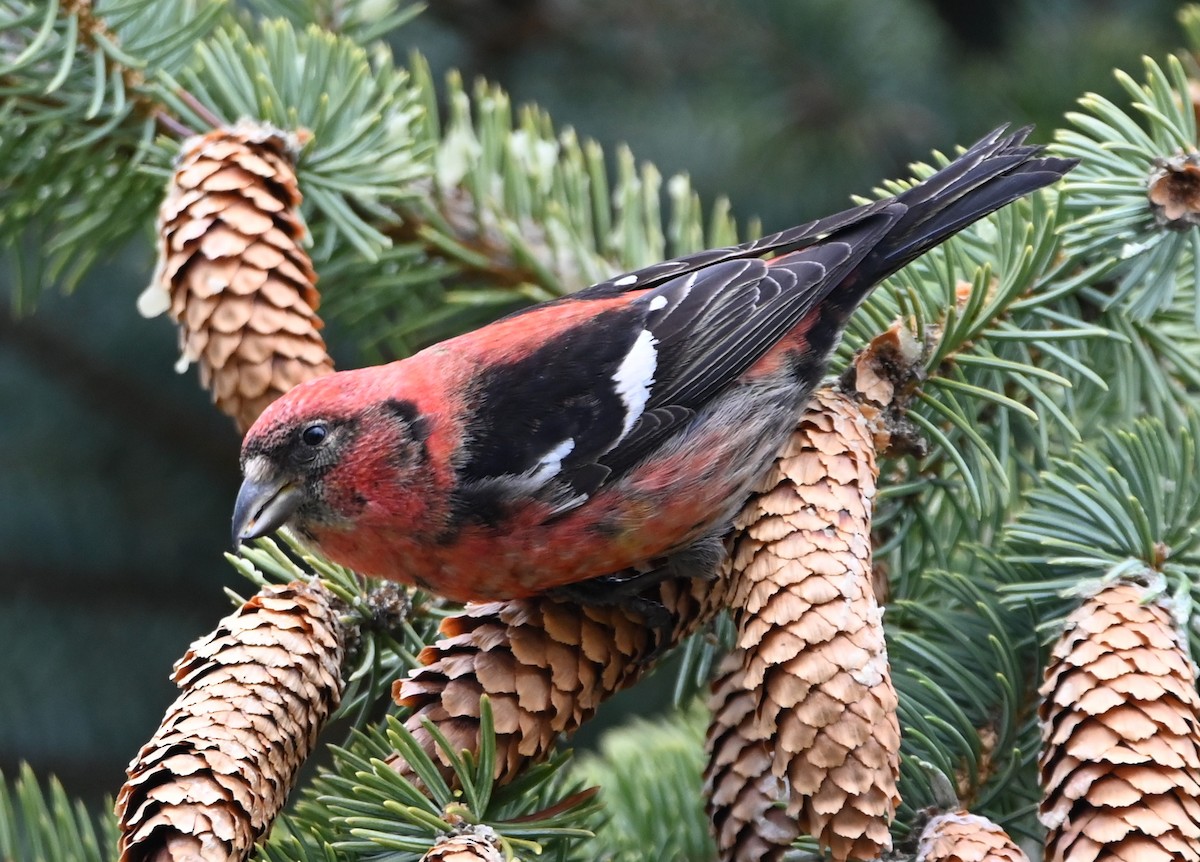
left=547, top=532, right=727, bottom=648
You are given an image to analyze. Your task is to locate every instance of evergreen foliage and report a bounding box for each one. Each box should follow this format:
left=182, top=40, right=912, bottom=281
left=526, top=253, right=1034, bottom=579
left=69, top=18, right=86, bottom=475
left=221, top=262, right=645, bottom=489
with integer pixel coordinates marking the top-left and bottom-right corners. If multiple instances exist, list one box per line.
left=0, top=765, right=117, bottom=862
left=5, top=0, right=1200, bottom=859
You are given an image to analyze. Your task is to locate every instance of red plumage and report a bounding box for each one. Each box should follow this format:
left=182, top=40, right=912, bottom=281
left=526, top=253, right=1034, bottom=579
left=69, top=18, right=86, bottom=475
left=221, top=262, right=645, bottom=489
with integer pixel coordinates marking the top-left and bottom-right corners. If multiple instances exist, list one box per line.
left=233, top=127, right=1074, bottom=602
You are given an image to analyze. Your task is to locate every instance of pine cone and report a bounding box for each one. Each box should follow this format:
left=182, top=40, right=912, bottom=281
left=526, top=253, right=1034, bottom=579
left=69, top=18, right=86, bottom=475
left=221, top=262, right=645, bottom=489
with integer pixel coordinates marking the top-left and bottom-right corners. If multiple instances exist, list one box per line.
left=392, top=575, right=727, bottom=785
left=704, top=387, right=901, bottom=862
left=116, top=581, right=347, bottom=862
left=420, top=828, right=504, bottom=862
left=705, top=656, right=800, bottom=862
left=138, top=121, right=332, bottom=432
left=1039, top=581, right=1200, bottom=862
left=916, top=810, right=1031, bottom=862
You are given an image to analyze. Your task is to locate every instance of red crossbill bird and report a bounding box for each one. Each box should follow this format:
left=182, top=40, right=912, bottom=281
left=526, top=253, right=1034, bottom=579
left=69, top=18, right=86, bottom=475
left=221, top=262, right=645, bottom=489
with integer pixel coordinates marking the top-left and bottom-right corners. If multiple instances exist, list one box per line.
left=232, top=127, right=1074, bottom=603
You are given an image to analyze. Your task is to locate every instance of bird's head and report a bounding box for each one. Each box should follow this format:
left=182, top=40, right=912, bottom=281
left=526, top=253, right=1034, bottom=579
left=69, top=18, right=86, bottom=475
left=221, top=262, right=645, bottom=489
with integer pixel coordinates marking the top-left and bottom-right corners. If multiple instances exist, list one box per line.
left=231, top=366, right=434, bottom=550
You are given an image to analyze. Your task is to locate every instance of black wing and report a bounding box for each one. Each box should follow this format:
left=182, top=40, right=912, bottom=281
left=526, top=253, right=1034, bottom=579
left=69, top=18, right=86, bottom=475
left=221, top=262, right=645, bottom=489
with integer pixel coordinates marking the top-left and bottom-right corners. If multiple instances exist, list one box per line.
left=449, top=210, right=898, bottom=527
left=591, top=213, right=896, bottom=481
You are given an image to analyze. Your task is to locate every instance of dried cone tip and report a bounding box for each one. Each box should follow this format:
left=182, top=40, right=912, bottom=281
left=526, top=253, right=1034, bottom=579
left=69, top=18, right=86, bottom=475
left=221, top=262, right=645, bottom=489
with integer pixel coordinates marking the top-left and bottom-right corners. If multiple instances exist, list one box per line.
left=1148, top=152, right=1200, bottom=230
left=917, top=809, right=1031, bottom=862
left=421, top=827, right=504, bottom=862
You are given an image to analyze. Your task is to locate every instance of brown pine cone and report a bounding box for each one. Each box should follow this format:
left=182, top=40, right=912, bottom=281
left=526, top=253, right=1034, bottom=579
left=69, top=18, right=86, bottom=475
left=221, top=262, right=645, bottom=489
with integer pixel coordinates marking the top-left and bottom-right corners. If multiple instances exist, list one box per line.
left=705, top=387, right=900, bottom=862
left=705, top=655, right=800, bottom=862
left=139, top=121, right=333, bottom=432
left=115, top=581, right=348, bottom=862
left=392, top=574, right=726, bottom=784
left=420, top=827, right=504, bottom=862
left=916, top=810, right=1031, bottom=862
left=1039, top=581, right=1200, bottom=862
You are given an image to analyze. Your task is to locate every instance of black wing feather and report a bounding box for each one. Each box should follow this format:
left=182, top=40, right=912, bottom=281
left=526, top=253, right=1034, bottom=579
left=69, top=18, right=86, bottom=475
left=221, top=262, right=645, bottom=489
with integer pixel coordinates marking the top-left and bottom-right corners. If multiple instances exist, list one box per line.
left=454, top=307, right=644, bottom=518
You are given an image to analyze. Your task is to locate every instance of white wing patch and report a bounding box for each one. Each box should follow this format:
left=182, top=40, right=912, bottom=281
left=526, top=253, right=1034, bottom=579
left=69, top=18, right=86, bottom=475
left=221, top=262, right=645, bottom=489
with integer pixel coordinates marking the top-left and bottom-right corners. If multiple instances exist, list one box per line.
left=614, top=274, right=639, bottom=286
left=613, top=328, right=658, bottom=440
left=529, top=437, right=576, bottom=483
left=648, top=295, right=668, bottom=311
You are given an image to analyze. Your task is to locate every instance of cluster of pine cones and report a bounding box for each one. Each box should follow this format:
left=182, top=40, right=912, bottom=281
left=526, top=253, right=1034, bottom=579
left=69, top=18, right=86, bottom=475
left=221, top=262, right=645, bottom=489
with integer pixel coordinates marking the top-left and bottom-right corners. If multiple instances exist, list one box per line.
left=117, top=123, right=1200, bottom=862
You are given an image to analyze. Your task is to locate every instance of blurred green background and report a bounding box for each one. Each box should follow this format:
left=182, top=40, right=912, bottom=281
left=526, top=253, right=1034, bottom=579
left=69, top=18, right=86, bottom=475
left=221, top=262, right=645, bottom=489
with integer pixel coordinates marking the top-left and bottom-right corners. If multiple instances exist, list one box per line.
left=0, top=0, right=1185, bottom=804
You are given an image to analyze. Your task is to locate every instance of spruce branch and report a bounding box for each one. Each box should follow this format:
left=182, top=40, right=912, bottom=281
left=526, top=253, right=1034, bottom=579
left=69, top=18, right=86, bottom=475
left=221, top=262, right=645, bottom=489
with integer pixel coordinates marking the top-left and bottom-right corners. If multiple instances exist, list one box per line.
left=361, top=56, right=755, bottom=356
left=1001, top=416, right=1200, bottom=638
left=3, top=7, right=433, bottom=314
left=270, top=706, right=600, bottom=862
left=1077, top=302, right=1200, bottom=426
left=1053, top=55, right=1200, bottom=321
left=0, top=0, right=230, bottom=303
left=0, top=764, right=118, bottom=862
left=57, top=0, right=149, bottom=113
left=243, top=0, right=424, bottom=43
left=831, top=179, right=1113, bottom=584
left=156, top=20, right=430, bottom=263
left=887, top=563, right=1043, bottom=833
left=1, top=0, right=224, bottom=127
left=225, top=532, right=436, bottom=726
left=571, top=709, right=716, bottom=862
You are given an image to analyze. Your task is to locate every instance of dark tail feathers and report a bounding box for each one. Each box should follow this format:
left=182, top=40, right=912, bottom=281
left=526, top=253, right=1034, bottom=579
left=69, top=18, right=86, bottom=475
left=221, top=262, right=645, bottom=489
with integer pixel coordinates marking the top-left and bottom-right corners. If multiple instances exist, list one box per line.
left=874, top=125, right=1077, bottom=274
left=570, top=125, right=1076, bottom=310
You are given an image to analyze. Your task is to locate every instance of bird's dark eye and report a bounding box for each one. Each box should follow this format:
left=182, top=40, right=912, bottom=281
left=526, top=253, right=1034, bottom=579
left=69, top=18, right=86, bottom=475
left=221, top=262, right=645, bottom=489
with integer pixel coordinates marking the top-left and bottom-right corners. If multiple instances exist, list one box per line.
left=300, top=423, right=328, bottom=446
